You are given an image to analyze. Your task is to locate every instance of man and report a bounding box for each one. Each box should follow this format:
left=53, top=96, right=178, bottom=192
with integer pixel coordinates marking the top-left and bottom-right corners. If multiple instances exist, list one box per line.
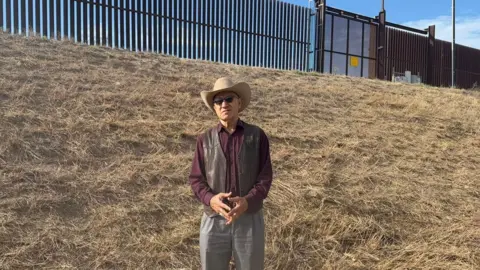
left=189, top=77, right=273, bottom=270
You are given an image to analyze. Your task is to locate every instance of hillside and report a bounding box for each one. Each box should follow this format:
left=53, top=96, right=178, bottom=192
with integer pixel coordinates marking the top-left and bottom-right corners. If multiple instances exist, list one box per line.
left=0, top=31, right=479, bottom=269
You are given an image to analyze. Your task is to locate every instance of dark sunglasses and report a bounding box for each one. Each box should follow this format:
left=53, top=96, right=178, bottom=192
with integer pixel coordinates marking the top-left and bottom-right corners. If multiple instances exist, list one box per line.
left=213, top=96, right=236, bottom=105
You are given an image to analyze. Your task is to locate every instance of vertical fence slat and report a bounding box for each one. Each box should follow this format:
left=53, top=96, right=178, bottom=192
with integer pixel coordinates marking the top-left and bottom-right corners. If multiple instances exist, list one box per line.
left=216, top=0, right=221, bottom=62
left=124, top=0, right=129, bottom=49
left=55, top=0, right=60, bottom=38
left=168, top=0, right=172, bottom=55
left=265, top=0, right=269, bottom=68
left=247, top=0, right=252, bottom=66
left=82, top=0, right=87, bottom=42
left=117, top=0, right=124, bottom=49
left=238, top=0, right=242, bottom=65
left=187, top=0, right=192, bottom=58
left=109, top=0, right=114, bottom=47
left=285, top=2, right=289, bottom=69
left=0, top=0, right=3, bottom=30
left=288, top=4, right=293, bottom=70
left=13, top=0, right=18, bottom=33
left=148, top=0, right=153, bottom=52
left=70, top=0, right=75, bottom=40
left=167, top=0, right=171, bottom=54
left=147, top=0, right=152, bottom=51
left=297, top=6, right=302, bottom=70
left=208, top=0, right=211, bottom=61
left=296, top=6, right=301, bottom=70
left=263, top=0, right=267, bottom=67
left=75, top=0, right=81, bottom=41
left=102, top=0, right=107, bottom=46
left=231, top=0, right=235, bottom=64
left=292, top=5, right=297, bottom=70
left=6, top=0, right=11, bottom=32
left=269, top=0, right=273, bottom=68
left=214, top=0, right=218, bottom=62
left=34, top=0, right=40, bottom=34
left=282, top=2, right=287, bottom=69
left=61, top=0, right=67, bottom=38
left=133, top=0, right=138, bottom=51
left=200, top=0, right=205, bottom=59
left=270, top=0, right=275, bottom=68
left=48, top=0, right=54, bottom=38
left=228, top=0, right=231, bottom=63
left=304, top=8, right=308, bottom=71
left=259, top=0, right=263, bottom=66
left=191, top=0, right=195, bottom=58
left=247, top=0, right=250, bottom=66
left=276, top=1, right=280, bottom=69
left=28, top=0, right=35, bottom=34
left=116, top=0, right=121, bottom=48
left=94, top=0, right=99, bottom=44
left=140, top=0, right=145, bottom=51
left=253, top=0, right=257, bottom=66
left=178, top=0, right=183, bottom=57
left=238, top=0, right=241, bottom=65
left=21, top=0, right=27, bottom=33
left=184, top=0, right=188, bottom=57
left=243, top=0, right=247, bottom=66
left=135, top=0, right=139, bottom=51
left=276, top=2, right=283, bottom=69
left=42, top=0, right=48, bottom=37
left=274, top=0, right=278, bottom=69
left=88, top=0, right=93, bottom=44
left=174, top=0, right=179, bottom=55
left=153, top=0, right=157, bottom=53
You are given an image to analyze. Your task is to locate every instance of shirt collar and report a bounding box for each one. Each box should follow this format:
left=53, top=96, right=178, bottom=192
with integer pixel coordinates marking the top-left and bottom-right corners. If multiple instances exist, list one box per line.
left=217, top=119, right=244, bottom=133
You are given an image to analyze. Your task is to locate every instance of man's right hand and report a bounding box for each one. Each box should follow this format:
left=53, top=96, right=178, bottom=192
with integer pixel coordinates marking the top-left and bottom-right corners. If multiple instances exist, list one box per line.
left=210, top=192, right=232, bottom=220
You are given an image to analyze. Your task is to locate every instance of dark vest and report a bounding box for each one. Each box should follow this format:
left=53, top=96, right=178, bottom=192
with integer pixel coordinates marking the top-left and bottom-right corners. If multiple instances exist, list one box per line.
left=202, top=122, right=261, bottom=217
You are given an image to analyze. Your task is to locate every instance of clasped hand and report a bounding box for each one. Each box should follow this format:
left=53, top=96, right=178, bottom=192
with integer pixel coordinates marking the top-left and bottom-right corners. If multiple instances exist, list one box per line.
left=209, top=192, right=248, bottom=225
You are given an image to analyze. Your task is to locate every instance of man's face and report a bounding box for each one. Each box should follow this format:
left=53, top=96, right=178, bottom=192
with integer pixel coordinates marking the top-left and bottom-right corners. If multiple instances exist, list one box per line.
left=213, top=91, right=242, bottom=122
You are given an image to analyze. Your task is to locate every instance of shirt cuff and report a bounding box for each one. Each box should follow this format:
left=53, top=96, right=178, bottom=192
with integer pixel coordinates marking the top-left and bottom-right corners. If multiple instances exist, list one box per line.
left=203, top=192, right=215, bottom=206
left=244, top=193, right=256, bottom=209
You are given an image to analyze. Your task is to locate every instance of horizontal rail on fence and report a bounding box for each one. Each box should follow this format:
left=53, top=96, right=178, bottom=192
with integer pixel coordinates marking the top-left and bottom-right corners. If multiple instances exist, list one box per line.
left=325, top=6, right=377, bottom=24
left=73, top=0, right=310, bottom=45
left=386, top=23, right=428, bottom=35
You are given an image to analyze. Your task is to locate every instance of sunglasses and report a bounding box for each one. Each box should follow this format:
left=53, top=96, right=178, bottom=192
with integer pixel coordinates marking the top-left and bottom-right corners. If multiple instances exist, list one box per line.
left=213, top=96, right=236, bottom=105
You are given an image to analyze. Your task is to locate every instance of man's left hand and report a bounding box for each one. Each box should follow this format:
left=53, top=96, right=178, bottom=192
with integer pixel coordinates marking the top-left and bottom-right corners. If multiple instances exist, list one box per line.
left=226, top=197, right=248, bottom=225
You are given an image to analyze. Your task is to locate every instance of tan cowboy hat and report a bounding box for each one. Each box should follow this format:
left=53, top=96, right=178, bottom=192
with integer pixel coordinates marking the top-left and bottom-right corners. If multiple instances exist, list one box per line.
left=200, top=77, right=251, bottom=112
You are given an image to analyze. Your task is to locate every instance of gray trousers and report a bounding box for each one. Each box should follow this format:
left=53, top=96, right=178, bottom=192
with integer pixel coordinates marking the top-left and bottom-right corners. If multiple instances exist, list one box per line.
left=199, top=209, right=265, bottom=270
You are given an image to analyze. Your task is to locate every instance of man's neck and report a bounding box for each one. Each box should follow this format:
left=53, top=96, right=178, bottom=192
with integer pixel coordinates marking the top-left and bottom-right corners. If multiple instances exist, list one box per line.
left=220, top=118, right=239, bottom=134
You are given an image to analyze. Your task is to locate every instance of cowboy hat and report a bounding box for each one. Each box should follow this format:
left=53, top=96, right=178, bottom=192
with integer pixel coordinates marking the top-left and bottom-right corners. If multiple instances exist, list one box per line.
left=200, top=77, right=251, bottom=112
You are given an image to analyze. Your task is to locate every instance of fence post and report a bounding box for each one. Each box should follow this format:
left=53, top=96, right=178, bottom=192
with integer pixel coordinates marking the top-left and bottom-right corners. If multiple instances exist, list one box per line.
left=377, top=10, right=386, bottom=80
left=0, top=0, right=4, bottom=31
left=426, top=25, right=436, bottom=85
left=315, top=0, right=326, bottom=73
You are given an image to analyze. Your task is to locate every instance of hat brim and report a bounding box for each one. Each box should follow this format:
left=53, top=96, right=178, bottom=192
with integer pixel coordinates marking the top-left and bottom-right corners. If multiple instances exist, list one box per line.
left=200, top=82, right=251, bottom=112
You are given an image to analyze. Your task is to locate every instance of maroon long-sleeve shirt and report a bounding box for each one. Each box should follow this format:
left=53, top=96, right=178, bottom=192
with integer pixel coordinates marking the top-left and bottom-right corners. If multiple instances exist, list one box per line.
left=189, top=119, right=273, bottom=214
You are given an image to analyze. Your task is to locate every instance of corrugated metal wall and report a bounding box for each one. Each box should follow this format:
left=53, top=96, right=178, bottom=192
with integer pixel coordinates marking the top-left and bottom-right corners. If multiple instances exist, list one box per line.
left=432, top=39, right=480, bottom=89
left=385, top=27, right=428, bottom=82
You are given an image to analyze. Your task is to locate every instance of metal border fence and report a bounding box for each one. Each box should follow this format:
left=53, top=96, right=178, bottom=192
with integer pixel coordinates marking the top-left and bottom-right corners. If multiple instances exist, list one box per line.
left=0, top=0, right=312, bottom=71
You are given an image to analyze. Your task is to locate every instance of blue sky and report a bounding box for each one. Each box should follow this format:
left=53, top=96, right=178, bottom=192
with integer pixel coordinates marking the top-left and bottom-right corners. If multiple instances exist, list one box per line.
left=287, top=0, right=480, bottom=49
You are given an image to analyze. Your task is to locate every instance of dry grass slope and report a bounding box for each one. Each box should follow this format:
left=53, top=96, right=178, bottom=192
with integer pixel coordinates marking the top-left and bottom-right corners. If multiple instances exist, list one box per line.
left=0, top=31, right=479, bottom=269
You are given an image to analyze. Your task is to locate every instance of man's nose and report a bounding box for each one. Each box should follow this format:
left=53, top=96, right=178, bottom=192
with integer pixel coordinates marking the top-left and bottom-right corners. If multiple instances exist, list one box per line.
left=221, top=100, right=230, bottom=107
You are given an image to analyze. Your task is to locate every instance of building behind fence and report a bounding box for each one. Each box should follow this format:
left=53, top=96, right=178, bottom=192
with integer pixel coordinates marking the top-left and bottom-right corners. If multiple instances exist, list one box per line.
left=1, top=0, right=480, bottom=89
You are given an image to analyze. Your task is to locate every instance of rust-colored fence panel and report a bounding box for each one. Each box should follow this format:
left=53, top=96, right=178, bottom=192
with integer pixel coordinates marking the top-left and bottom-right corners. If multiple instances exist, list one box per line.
left=432, top=39, right=480, bottom=88
left=385, top=27, right=428, bottom=82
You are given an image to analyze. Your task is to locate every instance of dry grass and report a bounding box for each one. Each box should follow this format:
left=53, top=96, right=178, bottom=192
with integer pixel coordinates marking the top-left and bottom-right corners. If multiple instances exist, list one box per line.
left=0, top=31, right=479, bottom=270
